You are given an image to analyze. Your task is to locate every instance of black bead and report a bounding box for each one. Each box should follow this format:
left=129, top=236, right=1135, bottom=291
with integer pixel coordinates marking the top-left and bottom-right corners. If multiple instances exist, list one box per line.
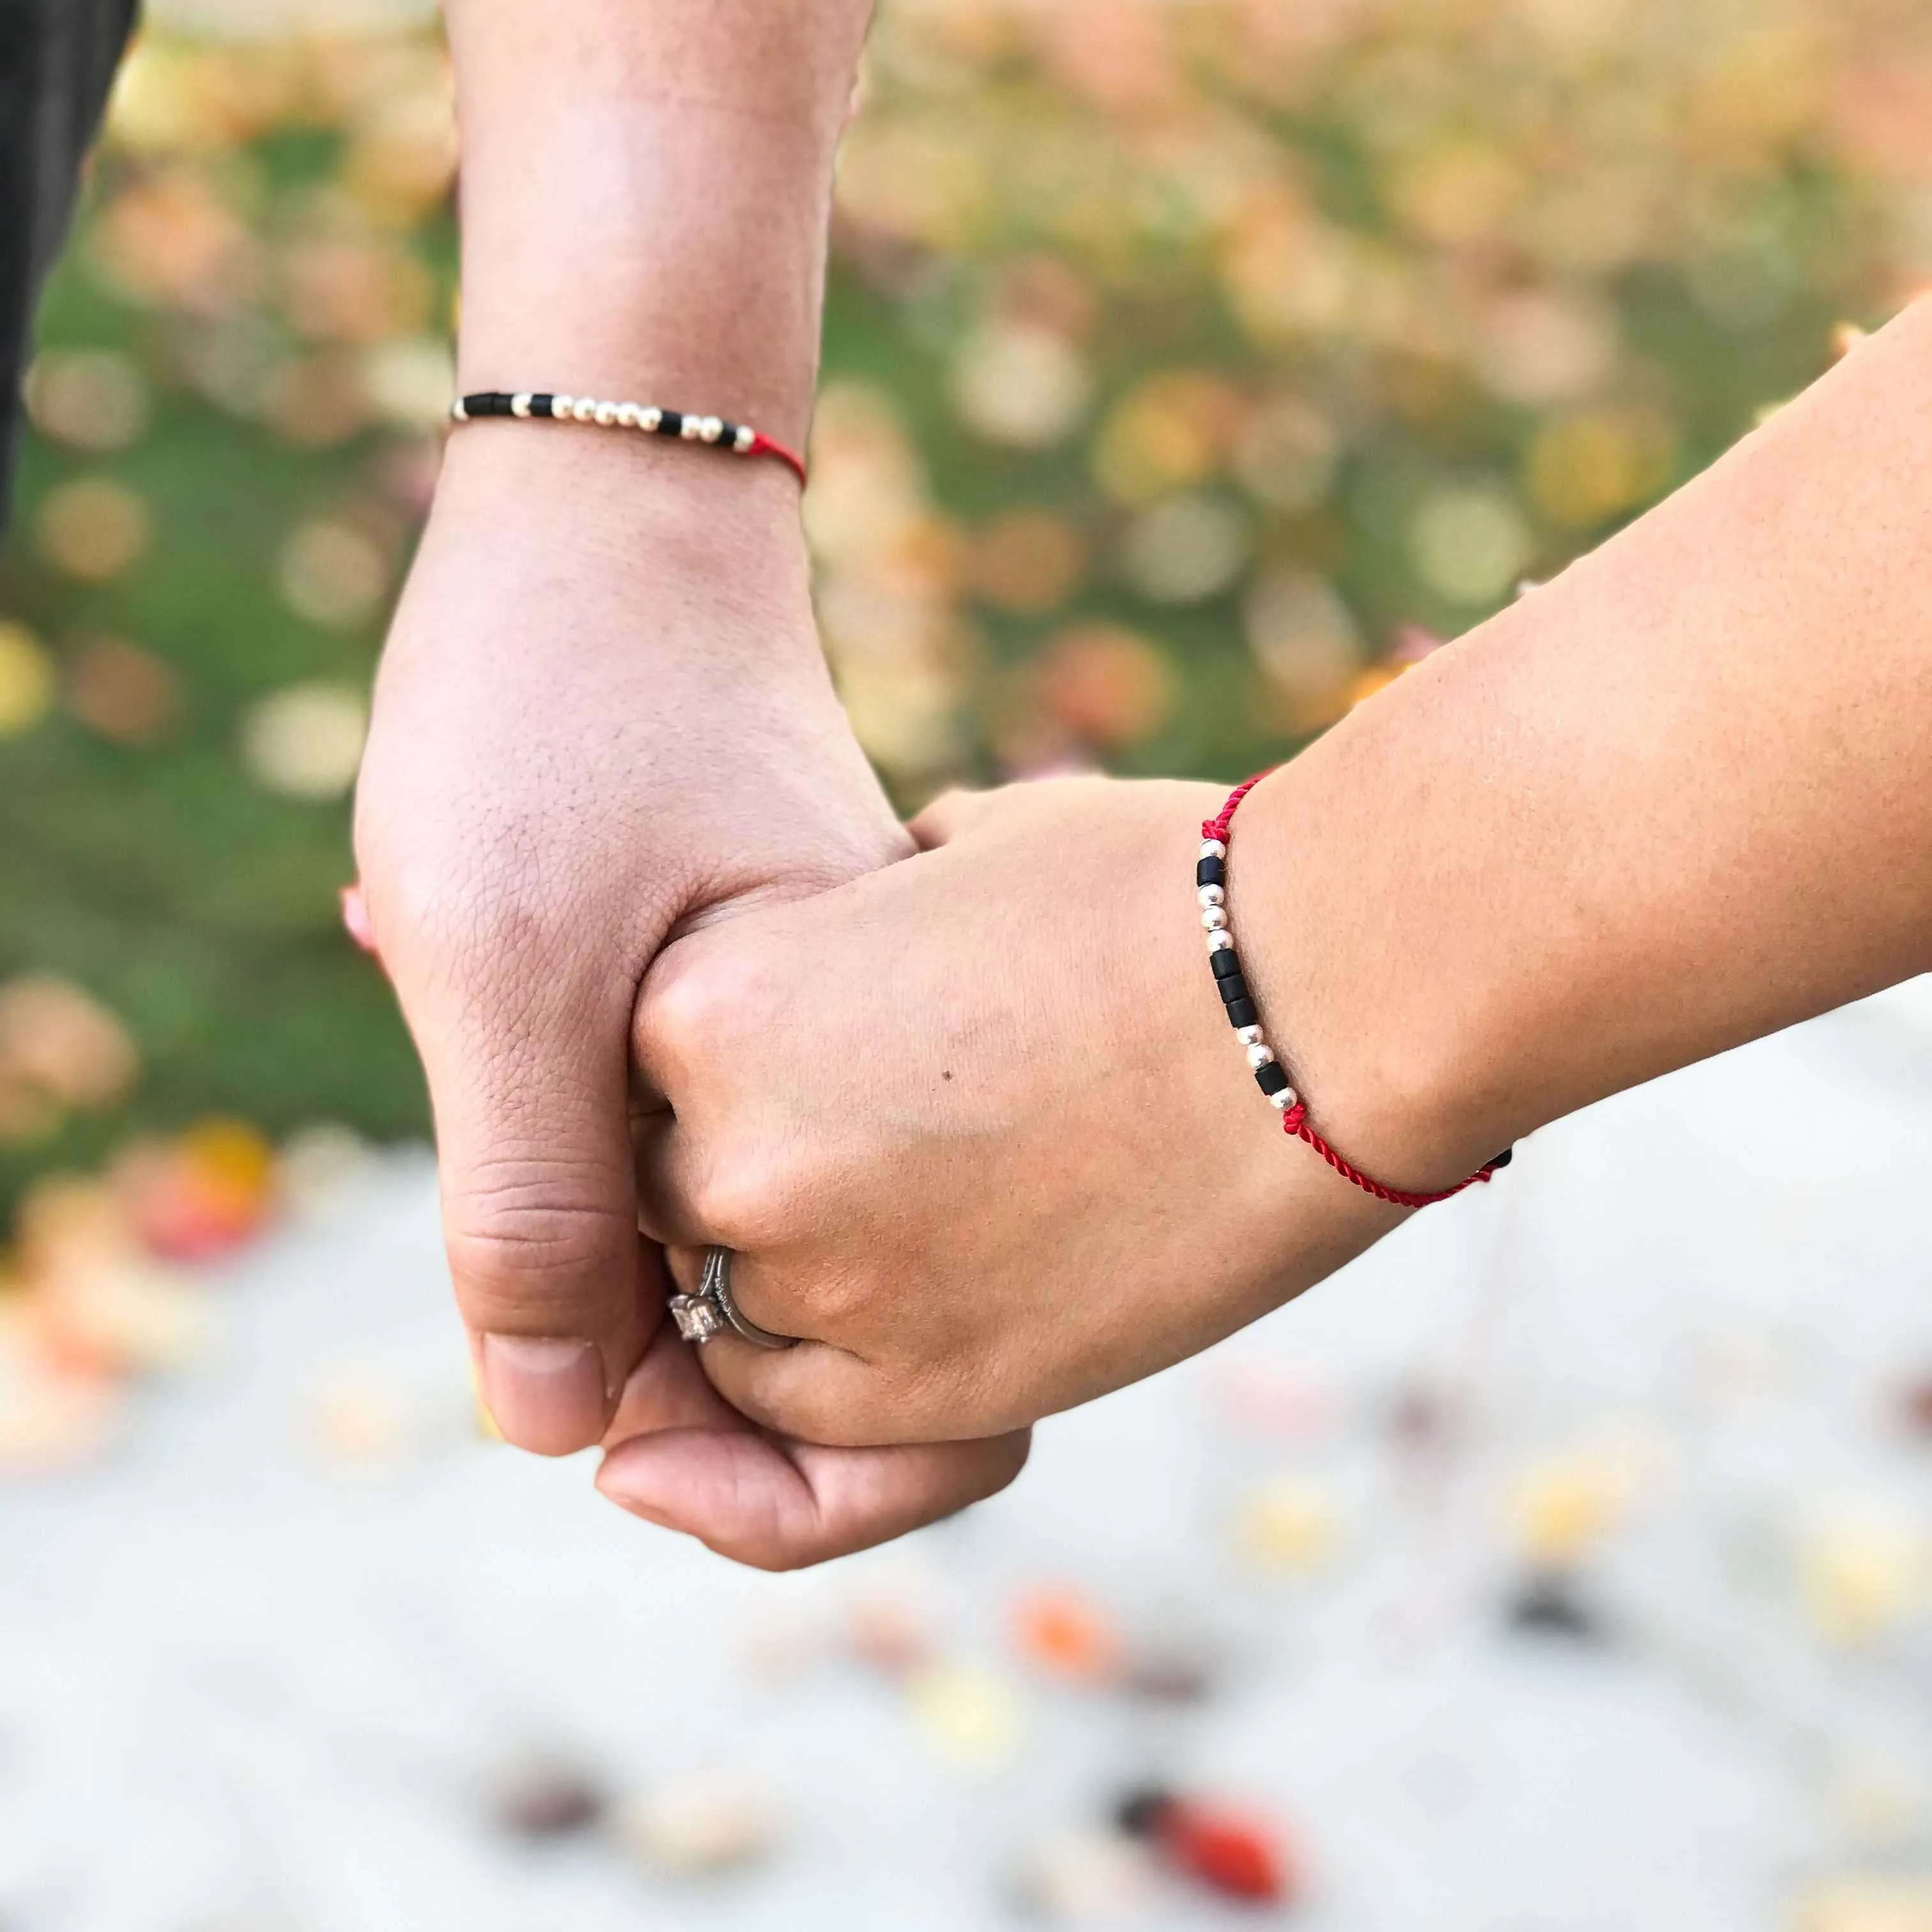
left=658, top=410, right=684, bottom=438
left=471, top=392, right=509, bottom=416
left=1114, top=1788, right=1177, bottom=1841
left=1226, top=997, right=1259, bottom=1029
left=1490, top=1147, right=1514, bottom=1169
left=1216, top=972, right=1251, bottom=1008
left=719, top=421, right=741, bottom=447
left=531, top=394, right=555, bottom=417
left=1210, top=947, right=1243, bottom=981
left=1255, top=1061, right=1290, bottom=1096
left=1196, top=856, right=1225, bottom=888
left=1507, top=1574, right=1609, bottom=1644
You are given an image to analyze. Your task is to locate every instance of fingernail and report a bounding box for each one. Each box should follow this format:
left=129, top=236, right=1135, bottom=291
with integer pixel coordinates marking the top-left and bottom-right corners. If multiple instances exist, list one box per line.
left=479, top=1335, right=607, bottom=1455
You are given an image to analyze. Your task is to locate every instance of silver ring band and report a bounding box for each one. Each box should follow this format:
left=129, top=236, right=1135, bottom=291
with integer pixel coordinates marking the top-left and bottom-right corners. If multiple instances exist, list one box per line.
left=668, top=1246, right=800, bottom=1351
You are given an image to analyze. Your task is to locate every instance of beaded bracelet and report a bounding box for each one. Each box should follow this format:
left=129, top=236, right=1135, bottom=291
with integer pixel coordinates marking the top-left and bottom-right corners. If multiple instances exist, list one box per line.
left=449, top=391, right=809, bottom=486
left=1200, top=774, right=1512, bottom=1209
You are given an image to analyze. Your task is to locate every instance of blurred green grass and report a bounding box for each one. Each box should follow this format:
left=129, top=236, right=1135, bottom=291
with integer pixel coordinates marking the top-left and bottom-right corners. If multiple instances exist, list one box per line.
left=3, top=1, right=1927, bottom=1225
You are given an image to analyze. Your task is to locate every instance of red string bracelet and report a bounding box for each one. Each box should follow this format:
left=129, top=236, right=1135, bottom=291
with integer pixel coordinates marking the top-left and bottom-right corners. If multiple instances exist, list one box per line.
left=450, top=391, right=808, bottom=487
left=1199, top=773, right=1511, bottom=1210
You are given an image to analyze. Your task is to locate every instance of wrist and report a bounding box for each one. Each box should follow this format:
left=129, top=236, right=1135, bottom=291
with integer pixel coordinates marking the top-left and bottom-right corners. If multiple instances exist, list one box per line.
left=431, top=420, right=810, bottom=576
left=384, top=427, right=833, bottom=697
left=448, top=88, right=857, bottom=450
left=1221, top=766, right=1510, bottom=1199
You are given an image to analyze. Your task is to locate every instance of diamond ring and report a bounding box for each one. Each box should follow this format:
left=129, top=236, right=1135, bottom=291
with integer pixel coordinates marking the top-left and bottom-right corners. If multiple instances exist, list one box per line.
left=668, top=1246, right=801, bottom=1351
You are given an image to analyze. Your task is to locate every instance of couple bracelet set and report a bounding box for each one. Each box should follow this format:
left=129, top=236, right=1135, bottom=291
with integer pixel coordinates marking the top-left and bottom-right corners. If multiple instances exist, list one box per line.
left=447, top=387, right=1513, bottom=1226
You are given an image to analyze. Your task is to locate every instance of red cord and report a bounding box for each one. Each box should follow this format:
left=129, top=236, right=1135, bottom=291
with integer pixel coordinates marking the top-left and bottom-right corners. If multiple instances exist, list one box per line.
left=746, top=431, right=809, bottom=487
left=1206, top=772, right=1505, bottom=1211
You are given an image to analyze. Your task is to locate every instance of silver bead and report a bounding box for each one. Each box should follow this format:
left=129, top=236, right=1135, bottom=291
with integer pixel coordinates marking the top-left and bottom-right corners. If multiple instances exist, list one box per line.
left=1208, top=929, right=1234, bottom=953
left=1198, top=884, right=1225, bottom=908
left=616, top=402, right=642, bottom=427
left=510, top=392, right=533, bottom=418
left=449, top=397, right=468, bottom=422
left=551, top=394, right=573, bottom=417
left=699, top=416, right=724, bottom=443
left=572, top=397, right=599, bottom=423
left=680, top=415, right=703, bottom=440
left=1246, top=1042, right=1275, bottom=1070
left=1200, top=838, right=1227, bottom=861
left=1236, top=1025, right=1262, bottom=1046
left=1201, top=907, right=1228, bottom=931
left=734, top=424, right=756, bottom=452
left=1269, top=1087, right=1298, bottom=1112
left=595, top=400, right=620, bottom=425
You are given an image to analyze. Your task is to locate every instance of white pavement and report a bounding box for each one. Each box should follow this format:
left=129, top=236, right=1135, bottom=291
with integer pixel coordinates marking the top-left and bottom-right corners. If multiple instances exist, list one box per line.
left=4, top=984, right=1931, bottom=1931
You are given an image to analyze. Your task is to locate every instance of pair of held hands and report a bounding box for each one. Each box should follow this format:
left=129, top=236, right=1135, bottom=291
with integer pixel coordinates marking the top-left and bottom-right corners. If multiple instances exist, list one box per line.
left=352, top=431, right=1404, bottom=1569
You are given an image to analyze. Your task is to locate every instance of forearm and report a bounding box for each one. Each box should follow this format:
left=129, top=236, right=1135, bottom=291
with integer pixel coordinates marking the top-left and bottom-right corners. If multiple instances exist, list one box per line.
left=444, top=0, right=872, bottom=449
left=388, top=0, right=877, bottom=688
left=358, top=5, right=905, bottom=1469
left=1248, top=300, right=1932, bottom=1187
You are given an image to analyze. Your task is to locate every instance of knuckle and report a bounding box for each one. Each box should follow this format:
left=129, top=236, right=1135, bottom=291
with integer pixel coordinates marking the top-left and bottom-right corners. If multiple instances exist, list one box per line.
left=912, top=785, right=971, bottom=827
left=713, top=1365, right=857, bottom=1449
left=358, top=813, right=614, bottom=988
left=869, top=1377, right=951, bottom=1443
left=774, top=1367, right=917, bottom=1449
left=774, top=1385, right=875, bottom=1450
left=887, top=1354, right=1000, bottom=1441
left=678, top=1147, right=808, bottom=1255
left=759, top=1257, right=869, bottom=1338
left=635, top=940, right=770, bottom=1080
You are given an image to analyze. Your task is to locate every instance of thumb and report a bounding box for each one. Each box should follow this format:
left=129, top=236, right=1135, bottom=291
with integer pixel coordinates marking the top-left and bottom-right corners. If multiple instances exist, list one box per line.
left=417, top=964, right=652, bottom=1457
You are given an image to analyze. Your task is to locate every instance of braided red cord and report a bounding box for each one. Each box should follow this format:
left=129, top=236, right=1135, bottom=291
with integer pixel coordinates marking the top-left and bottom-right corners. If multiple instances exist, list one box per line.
left=1201, top=773, right=1265, bottom=845
left=746, top=431, right=809, bottom=487
left=1207, top=772, right=1503, bottom=1211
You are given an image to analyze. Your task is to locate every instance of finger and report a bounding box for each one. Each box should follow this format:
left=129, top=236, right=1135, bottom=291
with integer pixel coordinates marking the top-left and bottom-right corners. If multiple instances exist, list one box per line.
left=695, top=1332, right=926, bottom=1447
left=657, top=1241, right=824, bottom=1346
left=341, top=883, right=379, bottom=956
left=630, top=1116, right=715, bottom=1251
left=411, top=968, right=653, bottom=1457
left=909, top=774, right=1103, bottom=850
left=601, top=1314, right=742, bottom=1445
left=596, top=1427, right=1031, bottom=1571
left=659, top=1243, right=705, bottom=1298
left=907, top=785, right=995, bottom=850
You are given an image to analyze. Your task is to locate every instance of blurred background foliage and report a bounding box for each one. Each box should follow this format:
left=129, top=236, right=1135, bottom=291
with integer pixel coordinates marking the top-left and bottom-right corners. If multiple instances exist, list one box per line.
left=4, top=0, right=1932, bottom=1230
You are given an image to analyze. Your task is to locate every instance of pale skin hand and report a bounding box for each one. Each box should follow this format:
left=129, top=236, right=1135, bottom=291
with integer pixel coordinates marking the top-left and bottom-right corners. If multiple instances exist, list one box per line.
left=353, top=0, right=1031, bottom=1563
left=603, top=300, right=1932, bottom=1473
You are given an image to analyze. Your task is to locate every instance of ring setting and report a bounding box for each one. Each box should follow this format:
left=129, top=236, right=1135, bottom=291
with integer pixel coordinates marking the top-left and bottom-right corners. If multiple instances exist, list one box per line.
left=669, top=1247, right=800, bottom=1351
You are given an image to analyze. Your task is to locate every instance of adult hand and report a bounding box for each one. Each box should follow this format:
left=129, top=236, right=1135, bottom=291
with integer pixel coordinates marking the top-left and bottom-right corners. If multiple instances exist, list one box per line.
left=354, top=427, right=901, bottom=1454
left=359, top=0, right=885, bottom=1460
left=356, top=432, right=1029, bottom=1558
left=622, top=776, right=1421, bottom=1452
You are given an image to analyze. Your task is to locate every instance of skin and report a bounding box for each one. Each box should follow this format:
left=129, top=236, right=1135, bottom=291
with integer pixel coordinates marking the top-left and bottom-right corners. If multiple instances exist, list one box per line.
left=355, top=0, right=1030, bottom=1565
left=622, top=776, right=1409, bottom=1448
left=601, top=299, right=1932, bottom=1489
left=356, top=2, right=1932, bottom=1564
